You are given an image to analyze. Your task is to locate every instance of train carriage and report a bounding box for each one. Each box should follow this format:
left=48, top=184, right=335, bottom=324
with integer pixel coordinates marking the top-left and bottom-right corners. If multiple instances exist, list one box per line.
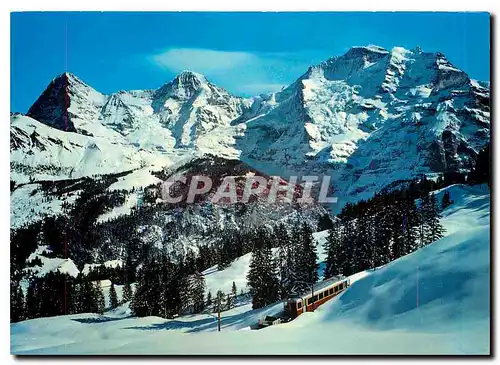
left=284, top=277, right=350, bottom=319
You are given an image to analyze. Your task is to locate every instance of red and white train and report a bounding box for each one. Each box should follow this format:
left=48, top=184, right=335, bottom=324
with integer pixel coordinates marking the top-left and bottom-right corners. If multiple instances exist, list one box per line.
left=283, top=277, right=350, bottom=319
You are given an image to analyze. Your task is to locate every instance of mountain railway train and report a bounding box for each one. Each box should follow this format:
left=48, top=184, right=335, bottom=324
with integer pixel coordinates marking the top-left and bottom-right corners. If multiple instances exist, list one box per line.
left=283, top=277, right=350, bottom=319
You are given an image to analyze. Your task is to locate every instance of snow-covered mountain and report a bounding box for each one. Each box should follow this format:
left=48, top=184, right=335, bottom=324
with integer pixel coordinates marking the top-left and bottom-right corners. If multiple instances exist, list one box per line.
left=14, top=45, right=489, bottom=206
left=237, top=45, right=490, bottom=200
left=10, top=114, right=177, bottom=184
left=27, top=71, right=251, bottom=152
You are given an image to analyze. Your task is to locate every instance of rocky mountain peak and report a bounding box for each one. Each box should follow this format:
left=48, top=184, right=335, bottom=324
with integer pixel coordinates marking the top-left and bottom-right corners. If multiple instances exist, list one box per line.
left=154, top=70, right=208, bottom=103
left=344, top=45, right=389, bottom=58
left=175, top=70, right=207, bottom=85
left=27, top=72, right=106, bottom=134
left=27, top=72, right=75, bottom=132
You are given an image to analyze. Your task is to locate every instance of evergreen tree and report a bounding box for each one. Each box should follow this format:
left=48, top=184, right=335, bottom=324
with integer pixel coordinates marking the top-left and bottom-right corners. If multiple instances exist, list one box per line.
left=213, top=290, right=225, bottom=313
left=69, top=277, right=84, bottom=314
left=295, top=223, right=318, bottom=290
left=180, top=271, right=206, bottom=314
left=11, top=281, right=25, bottom=323
left=26, top=278, right=40, bottom=319
left=441, top=191, right=453, bottom=210
left=191, top=272, right=206, bottom=313
left=226, top=293, right=234, bottom=310
left=340, top=218, right=356, bottom=277
left=132, top=256, right=167, bottom=317
left=317, top=213, right=334, bottom=231
left=122, top=281, right=133, bottom=303
left=417, top=193, right=429, bottom=248
left=389, top=193, right=418, bottom=259
left=95, top=281, right=106, bottom=314
left=418, top=192, right=445, bottom=246
left=427, top=193, right=445, bottom=243
left=23, top=272, right=80, bottom=319
left=218, top=229, right=235, bottom=270
left=184, top=249, right=197, bottom=275
left=246, top=234, right=280, bottom=309
left=160, top=255, right=181, bottom=318
left=353, top=213, right=376, bottom=272
left=206, top=291, right=213, bottom=308
left=179, top=275, right=191, bottom=314
left=231, top=281, right=237, bottom=299
left=372, top=199, right=392, bottom=267
left=468, top=143, right=490, bottom=186
left=123, top=249, right=136, bottom=284
left=109, top=282, right=119, bottom=309
left=402, top=194, right=419, bottom=254
left=274, top=223, right=294, bottom=298
left=131, top=266, right=150, bottom=317
left=323, top=220, right=343, bottom=279
left=80, top=277, right=98, bottom=314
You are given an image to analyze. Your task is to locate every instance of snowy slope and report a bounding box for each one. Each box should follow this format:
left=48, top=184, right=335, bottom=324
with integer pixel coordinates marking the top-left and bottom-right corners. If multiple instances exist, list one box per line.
left=317, top=184, right=489, bottom=332
left=10, top=114, right=180, bottom=184
left=11, top=184, right=490, bottom=354
left=10, top=182, right=81, bottom=230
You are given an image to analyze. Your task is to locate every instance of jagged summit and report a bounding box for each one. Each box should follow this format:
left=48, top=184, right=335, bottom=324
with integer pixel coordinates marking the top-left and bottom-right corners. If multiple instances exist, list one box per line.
left=52, top=71, right=80, bottom=83
left=347, top=44, right=389, bottom=55
left=27, top=72, right=77, bottom=132
left=27, top=71, right=105, bottom=133
left=175, top=70, right=207, bottom=83
left=154, top=70, right=209, bottom=102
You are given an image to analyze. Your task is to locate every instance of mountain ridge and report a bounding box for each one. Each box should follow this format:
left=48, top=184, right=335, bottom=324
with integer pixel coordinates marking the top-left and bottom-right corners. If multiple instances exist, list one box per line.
left=14, top=45, right=490, bottom=206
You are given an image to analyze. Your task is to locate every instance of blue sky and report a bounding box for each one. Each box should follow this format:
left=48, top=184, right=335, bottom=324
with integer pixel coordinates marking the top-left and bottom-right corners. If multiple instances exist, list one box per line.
left=11, top=12, right=490, bottom=113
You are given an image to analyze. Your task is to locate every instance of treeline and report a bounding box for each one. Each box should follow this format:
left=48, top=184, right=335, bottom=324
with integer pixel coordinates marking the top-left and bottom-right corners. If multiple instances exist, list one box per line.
left=9, top=223, right=271, bottom=322
left=11, top=273, right=106, bottom=322
left=467, top=143, right=490, bottom=187
left=131, top=251, right=205, bottom=318
left=131, top=221, right=320, bottom=315
left=323, top=179, right=446, bottom=279
left=247, top=223, right=319, bottom=309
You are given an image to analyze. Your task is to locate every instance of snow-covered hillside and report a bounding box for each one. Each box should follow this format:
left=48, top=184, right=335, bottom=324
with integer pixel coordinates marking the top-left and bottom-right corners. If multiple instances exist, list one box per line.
left=11, top=184, right=490, bottom=354
left=10, top=114, right=185, bottom=184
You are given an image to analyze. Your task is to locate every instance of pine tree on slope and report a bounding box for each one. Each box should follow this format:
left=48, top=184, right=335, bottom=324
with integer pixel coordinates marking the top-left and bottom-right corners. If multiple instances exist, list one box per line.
left=274, top=223, right=294, bottom=298
left=122, top=281, right=133, bottom=304
left=418, top=192, right=445, bottom=247
left=441, top=190, right=453, bottom=210
left=109, top=282, right=119, bottom=309
left=426, top=193, right=445, bottom=243
left=95, top=281, right=106, bottom=314
left=295, top=223, right=319, bottom=289
left=11, top=281, right=25, bottom=323
left=323, top=220, right=343, bottom=279
left=246, top=237, right=279, bottom=310
left=206, top=291, right=213, bottom=308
